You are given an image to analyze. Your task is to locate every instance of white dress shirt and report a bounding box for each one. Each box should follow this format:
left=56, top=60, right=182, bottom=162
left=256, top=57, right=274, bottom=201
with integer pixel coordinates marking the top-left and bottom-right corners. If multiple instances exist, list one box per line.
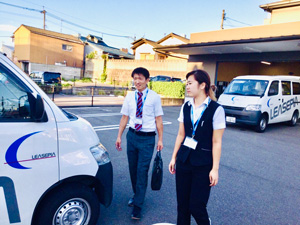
left=178, top=97, right=226, bottom=130
left=121, top=88, right=164, bottom=132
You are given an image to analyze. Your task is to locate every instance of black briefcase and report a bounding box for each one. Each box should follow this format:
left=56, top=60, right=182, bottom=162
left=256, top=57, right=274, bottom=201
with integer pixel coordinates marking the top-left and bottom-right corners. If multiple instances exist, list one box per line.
left=151, top=151, right=163, bottom=191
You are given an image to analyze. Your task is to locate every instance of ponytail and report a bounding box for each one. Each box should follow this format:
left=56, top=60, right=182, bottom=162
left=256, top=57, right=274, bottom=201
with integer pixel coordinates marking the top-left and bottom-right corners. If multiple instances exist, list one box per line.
left=209, top=88, right=217, bottom=101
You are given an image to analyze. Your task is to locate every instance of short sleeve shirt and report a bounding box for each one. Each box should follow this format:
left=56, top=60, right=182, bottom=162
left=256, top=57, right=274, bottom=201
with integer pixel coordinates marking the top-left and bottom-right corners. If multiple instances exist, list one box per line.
left=121, top=88, right=164, bottom=132
left=178, top=97, right=226, bottom=130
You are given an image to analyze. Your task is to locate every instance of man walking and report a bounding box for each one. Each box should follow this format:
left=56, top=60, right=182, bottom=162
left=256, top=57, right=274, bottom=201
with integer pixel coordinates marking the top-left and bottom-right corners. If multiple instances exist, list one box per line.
left=116, top=67, right=163, bottom=220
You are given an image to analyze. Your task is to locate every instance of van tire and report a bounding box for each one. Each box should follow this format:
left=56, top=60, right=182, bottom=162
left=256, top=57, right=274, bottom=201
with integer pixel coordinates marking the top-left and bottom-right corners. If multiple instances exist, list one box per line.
left=33, top=183, right=99, bottom=225
left=289, top=111, right=299, bottom=126
left=255, top=115, right=267, bottom=133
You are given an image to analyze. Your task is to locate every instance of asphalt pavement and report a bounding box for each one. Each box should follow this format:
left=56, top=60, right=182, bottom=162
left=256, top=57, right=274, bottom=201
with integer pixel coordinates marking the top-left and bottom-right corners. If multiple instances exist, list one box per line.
left=63, top=105, right=300, bottom=225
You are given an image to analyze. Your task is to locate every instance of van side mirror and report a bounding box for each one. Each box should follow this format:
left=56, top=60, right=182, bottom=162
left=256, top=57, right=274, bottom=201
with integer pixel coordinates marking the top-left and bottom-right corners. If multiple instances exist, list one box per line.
left=27, top=93, right=45, bottom=121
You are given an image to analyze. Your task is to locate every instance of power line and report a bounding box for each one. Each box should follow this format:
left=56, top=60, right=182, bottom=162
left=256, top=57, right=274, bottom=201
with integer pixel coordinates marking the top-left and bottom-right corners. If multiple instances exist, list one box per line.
left=0, top=9, right=42, bottom=20
left=226, top=17, right=252, bottom=26
left=20, top=0, right=134, bottom=36
left=0, top=1, right=42, bottom=13
left=0, top=1, right=135, bottom=39
left=46, top=12, right=133, bottom=39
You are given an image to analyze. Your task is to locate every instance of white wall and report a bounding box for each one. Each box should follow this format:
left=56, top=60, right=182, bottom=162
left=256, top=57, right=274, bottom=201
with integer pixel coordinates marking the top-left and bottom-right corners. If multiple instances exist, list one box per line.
left=270, top=6, right=300, bottom=24
left=84, top=45, right=103, bottom=58
left=1, top=45, right=13, bottom=60
left=135, top=44, right=156, bottom=59
left=160, top=37, right=187, bottom=46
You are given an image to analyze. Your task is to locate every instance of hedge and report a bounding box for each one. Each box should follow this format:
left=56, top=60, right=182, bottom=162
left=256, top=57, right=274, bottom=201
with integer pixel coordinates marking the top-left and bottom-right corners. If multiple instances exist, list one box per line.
left=150, top=81, right=185, bottom=98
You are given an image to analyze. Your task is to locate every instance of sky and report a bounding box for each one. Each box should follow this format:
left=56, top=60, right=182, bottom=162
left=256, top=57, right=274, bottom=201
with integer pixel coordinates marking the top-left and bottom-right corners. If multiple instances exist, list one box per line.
left=0, top=0, right=273, bottom=53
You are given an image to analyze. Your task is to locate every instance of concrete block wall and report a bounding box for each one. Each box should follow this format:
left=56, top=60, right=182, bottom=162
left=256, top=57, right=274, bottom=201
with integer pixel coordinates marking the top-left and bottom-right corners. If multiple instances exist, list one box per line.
left=30, top=63, right=83, bottom=80
left=84, top=59, right=188, bottom=83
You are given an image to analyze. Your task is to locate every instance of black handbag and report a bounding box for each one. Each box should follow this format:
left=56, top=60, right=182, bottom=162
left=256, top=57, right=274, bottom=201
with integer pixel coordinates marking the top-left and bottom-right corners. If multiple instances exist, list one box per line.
left=151, top=151, right=163, bottom=191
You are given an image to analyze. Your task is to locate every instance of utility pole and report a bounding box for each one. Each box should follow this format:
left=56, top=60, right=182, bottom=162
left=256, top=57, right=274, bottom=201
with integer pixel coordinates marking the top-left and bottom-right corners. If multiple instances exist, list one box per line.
left=221, top=9, right=226, bottom=30
left=41, top=9, right=46, bottom=30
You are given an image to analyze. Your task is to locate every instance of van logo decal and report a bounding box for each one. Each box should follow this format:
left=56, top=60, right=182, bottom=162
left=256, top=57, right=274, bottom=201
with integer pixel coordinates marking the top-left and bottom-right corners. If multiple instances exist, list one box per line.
left=4, top=132, right=56, bottom=169
left=270, top=97, right=298, bottom=120
left=0, top=176, right=21, bottom=223
left=231, top=97, right=236, bottom=104
left=267, top=99, right=271, bottom=107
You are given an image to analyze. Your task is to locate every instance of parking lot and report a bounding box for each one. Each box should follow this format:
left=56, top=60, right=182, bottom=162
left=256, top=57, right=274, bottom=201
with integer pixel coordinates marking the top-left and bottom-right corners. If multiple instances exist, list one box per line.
left=64, top=106, right=300, bottom=225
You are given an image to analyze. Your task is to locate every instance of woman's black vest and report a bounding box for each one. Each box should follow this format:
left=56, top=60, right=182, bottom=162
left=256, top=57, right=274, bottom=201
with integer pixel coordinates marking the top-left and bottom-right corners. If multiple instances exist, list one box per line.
left=177, top=100, right=220, bottom=166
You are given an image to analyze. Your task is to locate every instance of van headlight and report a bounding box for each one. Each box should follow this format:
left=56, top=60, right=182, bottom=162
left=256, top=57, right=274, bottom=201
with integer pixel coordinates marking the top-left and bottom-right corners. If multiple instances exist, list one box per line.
left=245, top=104, right=261, bottom=111
left=90, top=143, right=111, bottom=165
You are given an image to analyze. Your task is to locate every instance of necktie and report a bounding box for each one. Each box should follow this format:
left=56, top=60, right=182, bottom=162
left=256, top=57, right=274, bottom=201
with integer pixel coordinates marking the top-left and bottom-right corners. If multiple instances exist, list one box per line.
left=135, top=92, right=143, bottom=131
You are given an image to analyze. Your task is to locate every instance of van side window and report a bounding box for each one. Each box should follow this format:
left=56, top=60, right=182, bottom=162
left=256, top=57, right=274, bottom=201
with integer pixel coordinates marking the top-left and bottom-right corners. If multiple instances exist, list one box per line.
left=292, top=82, right=300, bottom=95
left=268, top=81, right=279, bottom=96
left=0, top=64, right=32, bottom=122
left=282, top=81, right=291, bottom=95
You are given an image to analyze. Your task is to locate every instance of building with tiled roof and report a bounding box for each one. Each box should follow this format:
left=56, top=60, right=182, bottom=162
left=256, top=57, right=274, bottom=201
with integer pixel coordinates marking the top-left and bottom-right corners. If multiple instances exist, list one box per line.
left=81, top=35, right=134, bottom=59
left=131, top=33, right=189, bottom=60
left=13, top=24, right=84, bottom=75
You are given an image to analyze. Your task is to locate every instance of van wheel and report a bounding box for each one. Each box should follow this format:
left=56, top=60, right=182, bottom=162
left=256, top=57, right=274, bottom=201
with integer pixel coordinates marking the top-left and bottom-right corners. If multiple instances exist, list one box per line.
left=33, top=183, right=99, bottom=225
left=289, top=111, right=299, bottom=126
left=255, top=115, right=267, bottom=133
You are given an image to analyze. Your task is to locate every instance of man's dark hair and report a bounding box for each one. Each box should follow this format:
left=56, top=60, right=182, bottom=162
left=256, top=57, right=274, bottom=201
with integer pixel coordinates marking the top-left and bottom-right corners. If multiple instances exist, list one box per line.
left=131, top=67, right=150, bottom=79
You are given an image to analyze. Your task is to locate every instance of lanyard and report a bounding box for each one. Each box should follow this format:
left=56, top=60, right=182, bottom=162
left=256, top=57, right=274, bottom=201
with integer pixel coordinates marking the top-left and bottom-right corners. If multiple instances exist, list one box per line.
left=190, top=98, right=211, bottom=138
left=135, top=89, right=149, bottom=115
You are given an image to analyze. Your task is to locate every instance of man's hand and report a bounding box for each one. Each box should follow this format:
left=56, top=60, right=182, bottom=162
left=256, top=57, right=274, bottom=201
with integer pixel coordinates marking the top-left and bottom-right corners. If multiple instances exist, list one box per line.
left=156, top=140, right=163, bottom=151
left=115, top=137, right=122, bottom=151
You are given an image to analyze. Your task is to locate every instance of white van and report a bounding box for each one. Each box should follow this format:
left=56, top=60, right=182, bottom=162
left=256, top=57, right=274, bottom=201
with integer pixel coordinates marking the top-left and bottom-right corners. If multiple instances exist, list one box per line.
left=0, top=53, right=113, bottom=224
left=218, top=75, right=300, bottom=132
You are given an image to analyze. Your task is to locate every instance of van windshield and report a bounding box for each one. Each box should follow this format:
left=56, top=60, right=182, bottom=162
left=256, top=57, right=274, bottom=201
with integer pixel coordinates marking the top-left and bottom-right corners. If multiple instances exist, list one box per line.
left=224, top=79, right=269, bottom=96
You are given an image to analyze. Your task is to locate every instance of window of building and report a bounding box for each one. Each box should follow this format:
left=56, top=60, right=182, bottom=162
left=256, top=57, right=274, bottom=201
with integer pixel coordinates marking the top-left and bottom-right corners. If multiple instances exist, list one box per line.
left=62, top=44, right=73, bottom=52
left=22, top=62, right=29, bottom=74
left=292, top=82, right=300, bottom=95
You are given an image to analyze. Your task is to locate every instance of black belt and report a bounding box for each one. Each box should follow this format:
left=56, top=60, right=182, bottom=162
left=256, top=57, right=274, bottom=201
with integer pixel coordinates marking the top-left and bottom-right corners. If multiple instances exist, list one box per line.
left=129, top=127, right=156, bottom=136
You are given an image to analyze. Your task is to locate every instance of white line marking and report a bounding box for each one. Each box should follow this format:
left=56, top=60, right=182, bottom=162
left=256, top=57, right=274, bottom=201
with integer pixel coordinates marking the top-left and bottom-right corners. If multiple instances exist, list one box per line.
left=79, top=113, right=121, bottom=118
left=62, top=107, right=103, bottom=110
left=93, top=121, right=172, bottom=131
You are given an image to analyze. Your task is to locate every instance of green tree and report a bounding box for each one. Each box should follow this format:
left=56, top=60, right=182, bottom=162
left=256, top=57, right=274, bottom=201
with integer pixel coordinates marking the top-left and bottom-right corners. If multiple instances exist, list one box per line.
left=101, top=54, right=108, bottom=82
left=86, top=51, right=98, bottom=59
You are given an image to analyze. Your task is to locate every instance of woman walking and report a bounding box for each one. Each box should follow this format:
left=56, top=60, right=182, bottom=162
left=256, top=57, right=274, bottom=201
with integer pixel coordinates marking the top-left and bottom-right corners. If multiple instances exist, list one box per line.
left=169, top=70, right=225, bottom=225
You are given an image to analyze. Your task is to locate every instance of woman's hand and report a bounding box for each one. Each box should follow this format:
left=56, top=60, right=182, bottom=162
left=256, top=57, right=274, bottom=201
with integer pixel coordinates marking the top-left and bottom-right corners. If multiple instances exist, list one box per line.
left=209, top=169, right=219, bottom=186
left=169, top=158, right=176, bottom=174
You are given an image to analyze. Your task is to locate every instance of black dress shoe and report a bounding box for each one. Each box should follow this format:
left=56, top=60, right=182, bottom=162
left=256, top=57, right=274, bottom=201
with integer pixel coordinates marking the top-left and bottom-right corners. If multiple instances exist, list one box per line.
left=128, top=197, right=134, bottom=207
left=131, top=206, right=141, bottom=220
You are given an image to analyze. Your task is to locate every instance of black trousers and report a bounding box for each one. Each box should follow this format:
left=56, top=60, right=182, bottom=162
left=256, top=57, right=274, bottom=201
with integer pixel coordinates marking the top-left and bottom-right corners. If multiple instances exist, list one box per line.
left=176, top=158, right=212, bottom=225
left=126, top=130, right=155, bottom=208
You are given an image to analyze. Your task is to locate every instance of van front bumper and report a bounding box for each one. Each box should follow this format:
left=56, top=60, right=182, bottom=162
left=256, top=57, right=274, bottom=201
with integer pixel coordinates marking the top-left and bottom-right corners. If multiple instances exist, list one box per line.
left=95, top=162, right=113, bottom=207
left=224, top=107, right=262, bottom=125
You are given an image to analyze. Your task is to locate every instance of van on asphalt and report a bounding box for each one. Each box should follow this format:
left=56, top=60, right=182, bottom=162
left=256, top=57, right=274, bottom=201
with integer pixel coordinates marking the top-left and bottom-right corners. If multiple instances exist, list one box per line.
left=0, top=53, right=113, bottom=225
left=218, top=75, right=300, bottom=132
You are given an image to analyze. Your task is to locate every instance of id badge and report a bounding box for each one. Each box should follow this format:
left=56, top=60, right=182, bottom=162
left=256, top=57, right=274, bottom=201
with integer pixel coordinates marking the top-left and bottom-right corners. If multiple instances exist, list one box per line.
left=135, top=118, right=142, bottom=124
left=183, top=137, right=198, bottom=150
